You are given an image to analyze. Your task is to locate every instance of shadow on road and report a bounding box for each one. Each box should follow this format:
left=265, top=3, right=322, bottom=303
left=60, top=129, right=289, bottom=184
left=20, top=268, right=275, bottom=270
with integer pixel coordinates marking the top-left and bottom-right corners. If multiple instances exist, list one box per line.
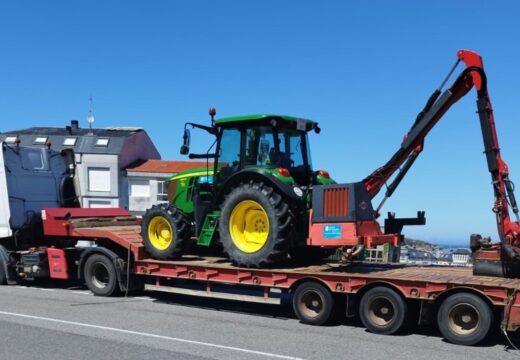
left=13, top=281, right=520, bottom=351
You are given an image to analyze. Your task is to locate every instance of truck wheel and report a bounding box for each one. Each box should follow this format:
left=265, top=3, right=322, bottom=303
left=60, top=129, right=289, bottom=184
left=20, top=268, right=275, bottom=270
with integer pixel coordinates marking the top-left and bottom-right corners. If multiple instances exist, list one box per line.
left=437, top=292, right=493, bottom=346
left=84, top=254, right=120, bottom=297
left=293, top=282, right=335, bottom=325
left=219, top=182, right=293, bottom=267
left=359, top=286, right=407, bottom=335
left=0, top=260, right=6, bottom=285
left=141, top=204, right=190, bottom=260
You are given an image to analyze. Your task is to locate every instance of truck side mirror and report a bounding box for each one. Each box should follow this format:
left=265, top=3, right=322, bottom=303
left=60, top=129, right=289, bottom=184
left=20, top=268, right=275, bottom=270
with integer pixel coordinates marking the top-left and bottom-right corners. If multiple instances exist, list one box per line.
left=180, top=128, right=190, bottom=155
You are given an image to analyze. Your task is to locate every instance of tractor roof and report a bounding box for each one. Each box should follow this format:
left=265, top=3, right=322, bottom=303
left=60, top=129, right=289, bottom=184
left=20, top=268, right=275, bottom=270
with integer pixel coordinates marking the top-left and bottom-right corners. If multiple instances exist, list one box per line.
left=215, top=114, right=316, bottom=127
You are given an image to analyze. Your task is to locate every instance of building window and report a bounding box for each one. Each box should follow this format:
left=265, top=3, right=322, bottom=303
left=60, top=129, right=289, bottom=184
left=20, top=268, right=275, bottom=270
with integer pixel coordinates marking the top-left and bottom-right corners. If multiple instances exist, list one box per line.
left=63, top=137, right=77, bottom=146
left=88, top=167, right=111, bottom=192
left=88, top=200, right=112, bottom=208
left=34, top=137, right=48, bottom=145
left=130, top=182, right=150, bottom=197
left=95, top=138, right=110, bottom=147
left=157, top=181, right=169, bottom=203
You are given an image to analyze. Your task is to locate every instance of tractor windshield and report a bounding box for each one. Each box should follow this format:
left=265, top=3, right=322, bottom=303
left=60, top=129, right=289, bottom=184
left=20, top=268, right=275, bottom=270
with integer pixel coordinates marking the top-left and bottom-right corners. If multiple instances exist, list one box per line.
left=217, top=125, right=313, bottom=185
left=244, top=126, right=312, bottom=172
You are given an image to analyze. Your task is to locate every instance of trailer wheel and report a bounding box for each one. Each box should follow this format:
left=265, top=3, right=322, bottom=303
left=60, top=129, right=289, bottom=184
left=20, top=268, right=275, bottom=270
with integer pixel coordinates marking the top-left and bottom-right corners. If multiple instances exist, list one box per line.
left=437, top=292, right=493, bottom=346
left=359, top=286, right=407, bottom=335
left=293, top=282, right=335, bottom=325
left=84, top=254, right=120, bottom=297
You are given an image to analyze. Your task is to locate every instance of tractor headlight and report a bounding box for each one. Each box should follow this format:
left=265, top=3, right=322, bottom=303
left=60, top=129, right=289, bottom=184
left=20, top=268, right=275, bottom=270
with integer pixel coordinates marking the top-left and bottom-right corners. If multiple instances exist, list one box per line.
left=293, top=186, right=303, bottom=197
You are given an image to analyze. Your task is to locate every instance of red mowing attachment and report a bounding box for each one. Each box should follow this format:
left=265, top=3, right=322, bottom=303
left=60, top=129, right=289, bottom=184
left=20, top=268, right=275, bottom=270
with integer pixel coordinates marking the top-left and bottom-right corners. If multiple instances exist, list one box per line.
left=323, top=186, right=348, bottom=217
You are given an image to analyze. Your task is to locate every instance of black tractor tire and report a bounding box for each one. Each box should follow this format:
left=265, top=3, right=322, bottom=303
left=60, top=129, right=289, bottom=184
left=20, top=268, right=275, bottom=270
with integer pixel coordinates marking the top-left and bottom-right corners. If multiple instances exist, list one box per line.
left=359, top=286, right=408, bottom=335
left=141, top=204, right=190, bottom=260
left=84, top=254, right=120, bottom=297
left=437, top=292, right=493, bottom=346
left=219, top=182, right=293, bottom=267
left=293, top=281, right=336, bottom=325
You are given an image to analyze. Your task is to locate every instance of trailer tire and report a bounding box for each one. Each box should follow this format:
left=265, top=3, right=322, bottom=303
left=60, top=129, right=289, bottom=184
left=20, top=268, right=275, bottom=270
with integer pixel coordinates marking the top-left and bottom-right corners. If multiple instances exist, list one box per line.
left=437, top=292, right=493, bottom=346
left=141, top=204, right=190, bottom=260
left=219, top=182, right=293, bottom=267
left=84, top=254, right=120, bottom=297
left=293, top=282, right=336, bottom=325
left=359, top=286, right=407, bottom=335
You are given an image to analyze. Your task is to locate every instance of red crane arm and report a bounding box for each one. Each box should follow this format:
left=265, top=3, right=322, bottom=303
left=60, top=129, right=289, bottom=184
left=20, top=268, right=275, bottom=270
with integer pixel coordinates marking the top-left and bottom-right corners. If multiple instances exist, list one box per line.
left=362, top=50, right=519, bottom=245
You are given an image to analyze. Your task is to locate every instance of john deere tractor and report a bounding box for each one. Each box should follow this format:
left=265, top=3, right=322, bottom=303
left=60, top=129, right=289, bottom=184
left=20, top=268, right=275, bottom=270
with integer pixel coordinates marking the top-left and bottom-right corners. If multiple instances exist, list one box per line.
left=141, top=109, right=334, bottom=267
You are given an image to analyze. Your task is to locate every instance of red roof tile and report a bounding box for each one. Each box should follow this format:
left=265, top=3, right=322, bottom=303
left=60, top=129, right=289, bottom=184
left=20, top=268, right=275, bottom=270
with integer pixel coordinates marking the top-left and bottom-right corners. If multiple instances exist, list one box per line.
left=126, top=160, right=205, bottom=173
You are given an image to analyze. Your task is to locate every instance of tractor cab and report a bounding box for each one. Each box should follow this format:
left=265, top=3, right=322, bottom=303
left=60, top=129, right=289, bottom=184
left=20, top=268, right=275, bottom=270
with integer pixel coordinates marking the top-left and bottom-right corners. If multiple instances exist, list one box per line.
left=179, top=111, right=323, bottom=192
left=213, top=114, right=320, bottom=188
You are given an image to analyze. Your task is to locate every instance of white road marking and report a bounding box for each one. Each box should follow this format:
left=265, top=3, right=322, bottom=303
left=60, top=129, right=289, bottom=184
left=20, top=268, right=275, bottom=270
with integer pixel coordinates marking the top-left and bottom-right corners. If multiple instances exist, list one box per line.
left=71, top=291, right=92, bottom=295
left=37, top=288, right=55, bottom=292
left=0, top=310, right=303, bottom=360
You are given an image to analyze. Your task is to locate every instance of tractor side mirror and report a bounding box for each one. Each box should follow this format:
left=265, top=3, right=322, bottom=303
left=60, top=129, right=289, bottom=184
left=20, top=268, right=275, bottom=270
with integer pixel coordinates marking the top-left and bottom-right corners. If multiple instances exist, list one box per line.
left=180, top=128, right=190, bottom=155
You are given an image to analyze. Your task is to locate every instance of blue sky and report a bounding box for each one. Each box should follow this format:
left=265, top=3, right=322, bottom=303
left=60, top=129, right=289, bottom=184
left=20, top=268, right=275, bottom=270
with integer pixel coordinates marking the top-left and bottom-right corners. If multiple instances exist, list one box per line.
left=1, top=1, right=519, bottom=245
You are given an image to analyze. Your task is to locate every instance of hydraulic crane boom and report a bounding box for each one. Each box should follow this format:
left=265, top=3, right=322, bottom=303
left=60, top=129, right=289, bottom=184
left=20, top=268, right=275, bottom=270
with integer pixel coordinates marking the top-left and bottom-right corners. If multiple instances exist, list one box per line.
left=362, top=50, right=520, bottom=277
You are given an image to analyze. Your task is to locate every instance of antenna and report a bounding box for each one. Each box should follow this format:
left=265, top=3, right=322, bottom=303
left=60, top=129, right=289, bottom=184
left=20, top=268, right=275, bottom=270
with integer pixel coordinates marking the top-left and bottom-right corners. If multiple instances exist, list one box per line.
left=87, top=95, right=95, bottom=131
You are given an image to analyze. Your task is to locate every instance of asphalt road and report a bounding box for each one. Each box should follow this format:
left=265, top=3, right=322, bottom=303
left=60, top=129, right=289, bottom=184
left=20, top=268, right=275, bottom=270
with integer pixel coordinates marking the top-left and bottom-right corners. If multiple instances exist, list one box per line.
left=0, top=283, right=518, bottom=360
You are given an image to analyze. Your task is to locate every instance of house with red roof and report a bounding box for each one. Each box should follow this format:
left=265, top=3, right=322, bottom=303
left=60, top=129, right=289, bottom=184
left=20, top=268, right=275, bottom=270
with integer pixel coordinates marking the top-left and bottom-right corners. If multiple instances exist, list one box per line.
left=126, top=159, right=204, bottom=214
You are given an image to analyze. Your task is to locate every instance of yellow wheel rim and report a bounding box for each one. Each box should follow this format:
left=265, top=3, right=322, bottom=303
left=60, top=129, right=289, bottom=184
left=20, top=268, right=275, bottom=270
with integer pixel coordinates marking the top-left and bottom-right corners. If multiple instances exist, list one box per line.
left=148, top=216, right=174, bottom=251
left=229, top=200, right=270, bottom=253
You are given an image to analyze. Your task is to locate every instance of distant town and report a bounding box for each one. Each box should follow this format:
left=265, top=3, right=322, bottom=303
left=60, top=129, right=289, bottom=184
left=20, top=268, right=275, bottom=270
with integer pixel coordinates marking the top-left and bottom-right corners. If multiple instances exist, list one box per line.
left=399, top=238, right=472, bottom=267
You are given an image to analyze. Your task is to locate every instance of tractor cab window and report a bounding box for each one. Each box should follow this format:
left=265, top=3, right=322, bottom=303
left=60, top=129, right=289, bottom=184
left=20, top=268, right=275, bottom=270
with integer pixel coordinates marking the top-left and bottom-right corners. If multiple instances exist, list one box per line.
left=244, top=126, right=275, bottom=166
left=217, top=128, right=241, bottom=182
left=218, top=128, right=241, bottom=168
left=278, top=130, right=312, bottom=170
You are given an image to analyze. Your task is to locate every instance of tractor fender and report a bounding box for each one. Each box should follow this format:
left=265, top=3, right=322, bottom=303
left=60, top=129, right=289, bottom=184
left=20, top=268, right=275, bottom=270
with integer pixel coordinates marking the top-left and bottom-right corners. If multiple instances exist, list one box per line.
left=218, top=169, right=302, bottom=203
left=77, top=247, right=128, bottom=292
left=0, top=244, right=18, bottom=284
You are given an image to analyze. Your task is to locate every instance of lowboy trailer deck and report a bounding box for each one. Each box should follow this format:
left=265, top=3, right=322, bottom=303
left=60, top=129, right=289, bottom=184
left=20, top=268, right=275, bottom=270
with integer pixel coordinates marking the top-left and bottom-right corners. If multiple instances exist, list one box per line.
left=0, top=207, right=519, bottom=347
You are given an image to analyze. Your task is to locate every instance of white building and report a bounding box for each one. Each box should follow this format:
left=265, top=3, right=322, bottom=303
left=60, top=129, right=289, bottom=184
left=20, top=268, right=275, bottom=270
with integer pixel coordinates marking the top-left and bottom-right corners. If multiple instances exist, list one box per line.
left=126, top=159, right=204, bottom=215
left=451, top=248, right=472, bottom=266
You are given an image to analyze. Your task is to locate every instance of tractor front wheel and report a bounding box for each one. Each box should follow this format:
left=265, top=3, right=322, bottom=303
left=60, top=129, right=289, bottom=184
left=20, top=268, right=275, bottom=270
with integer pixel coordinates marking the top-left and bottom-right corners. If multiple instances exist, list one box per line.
left=141, top=204, right=190, bottom=260
left=219, top=182, right=293, bottom=267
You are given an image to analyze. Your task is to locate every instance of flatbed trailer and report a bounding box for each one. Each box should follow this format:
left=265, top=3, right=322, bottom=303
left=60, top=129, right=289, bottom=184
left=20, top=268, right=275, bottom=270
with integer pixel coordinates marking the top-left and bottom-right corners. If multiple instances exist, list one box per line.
left=1, top=207, right=519, bottom=347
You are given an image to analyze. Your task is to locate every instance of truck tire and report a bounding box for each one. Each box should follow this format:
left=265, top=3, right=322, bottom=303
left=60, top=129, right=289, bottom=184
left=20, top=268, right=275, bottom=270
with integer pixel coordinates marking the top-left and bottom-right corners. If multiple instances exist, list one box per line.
left=84, top=254, right=120, bottom=297
left=219, top=182, right=293, bottom=267
left=141, top=204, right=190, bottom=260
left=437, top=292, right=493, bottom=346
left=0, top=260, right=6, bottom=285
left=359, top=286, right=407, bottom=335
left=293, top=281, right=336, bottom=325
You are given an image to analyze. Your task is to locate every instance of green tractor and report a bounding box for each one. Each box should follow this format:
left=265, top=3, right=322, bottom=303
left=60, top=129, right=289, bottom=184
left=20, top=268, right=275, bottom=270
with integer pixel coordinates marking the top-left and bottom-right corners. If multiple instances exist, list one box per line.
left=141, top=109, right=334, bottom=267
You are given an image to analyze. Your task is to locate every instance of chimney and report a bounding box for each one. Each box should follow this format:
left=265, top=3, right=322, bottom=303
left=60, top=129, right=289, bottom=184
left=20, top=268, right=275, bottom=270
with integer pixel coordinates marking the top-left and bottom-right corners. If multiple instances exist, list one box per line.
left=71, top=120, right=79, bottom=130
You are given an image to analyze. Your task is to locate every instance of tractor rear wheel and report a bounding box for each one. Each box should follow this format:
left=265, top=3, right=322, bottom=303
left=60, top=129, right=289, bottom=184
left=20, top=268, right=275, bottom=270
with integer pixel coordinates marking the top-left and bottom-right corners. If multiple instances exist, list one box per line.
left=219, top=182, right=293, bottom=267
left=141, top=204, right=190, bottom=260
